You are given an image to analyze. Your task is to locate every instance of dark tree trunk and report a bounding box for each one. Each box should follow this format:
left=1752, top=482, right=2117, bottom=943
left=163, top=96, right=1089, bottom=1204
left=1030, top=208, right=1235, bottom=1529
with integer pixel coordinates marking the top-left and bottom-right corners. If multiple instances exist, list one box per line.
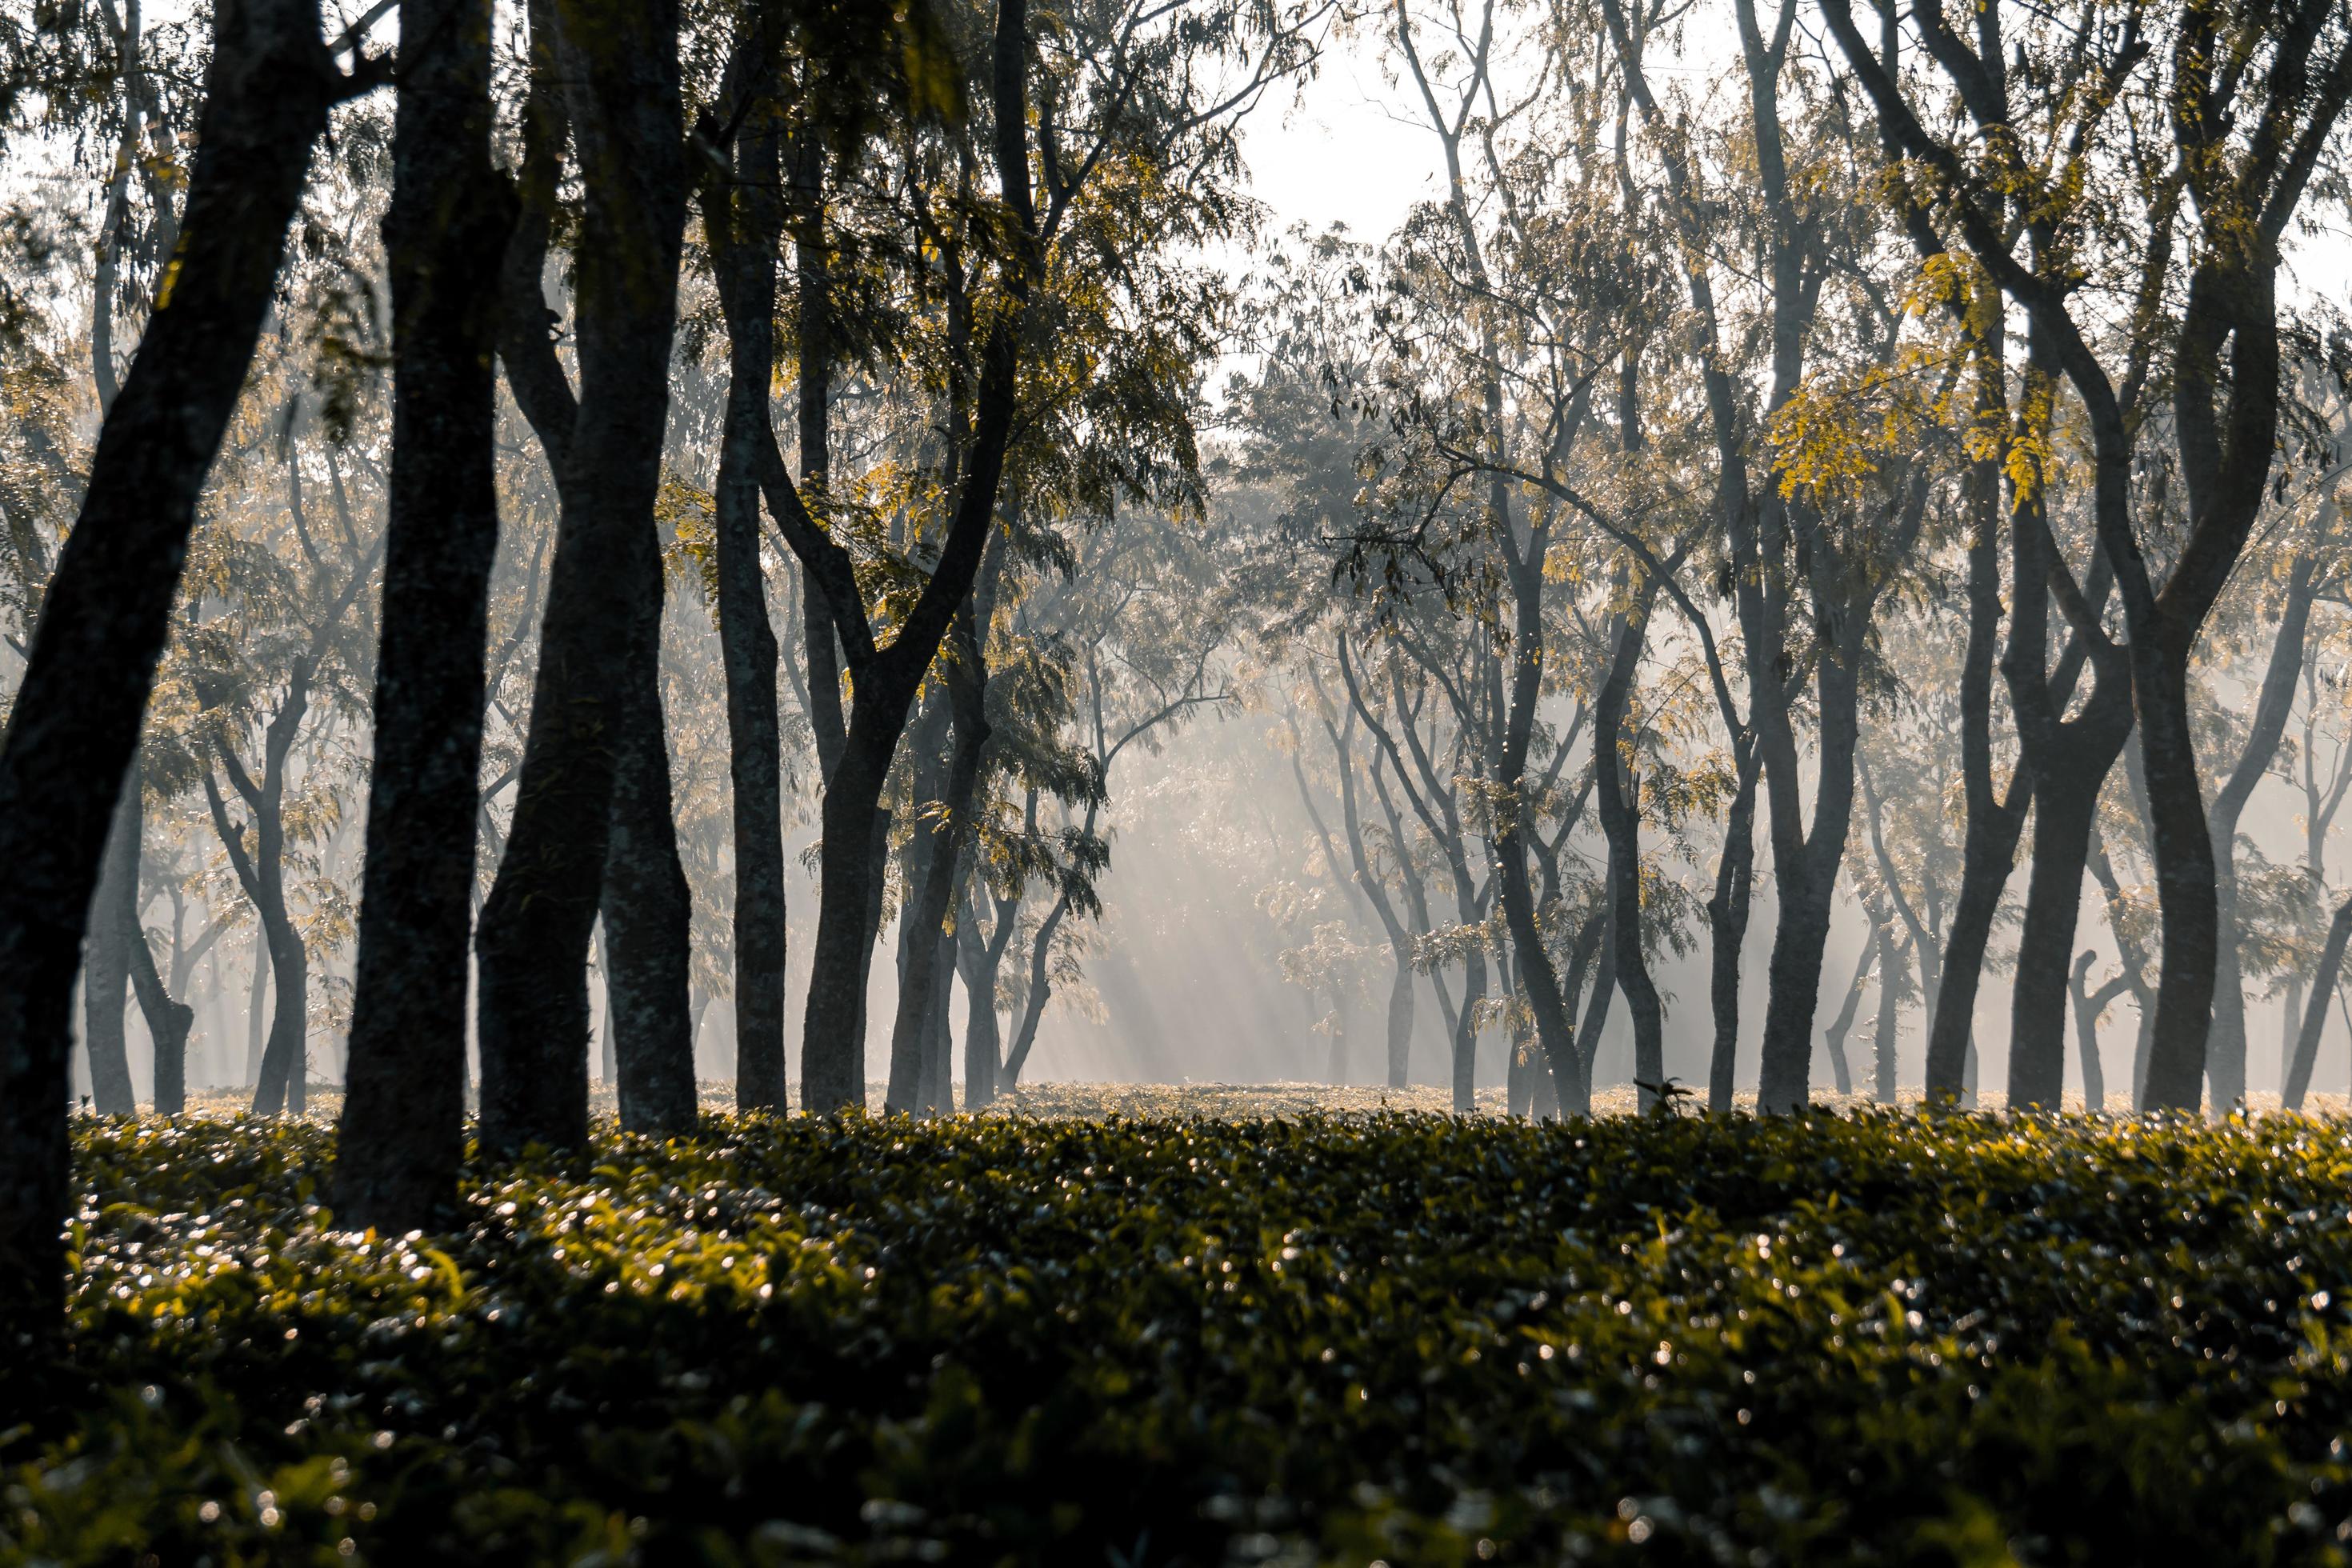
left=957, top=894, right=1002, bottom=1108
left=0, top=0, right=340, bottom=1329
left=702, top=71, right=789, bottom=1115
left=1491, top=602, right=1575, bottom=1112
left=2135, top=642, right=2218, bottom=1112
left=205, top=684, right=318, bottom=1122
left=1002, top=897, right=1063, bottom=1093
left=1754, top=494, right=1898, bottom=1112
left=1539, top=907, right=1606, bottom=1119
left=1704, top=754, right=1758, bottom=1111
left=1569, top=914, right=1616, bottom=1112
left=1751, top=592, right=1858, bottom=1113
left=899, top=596, right=1001, bottom=1116
left=338, top=0, right=511, bottom=1232
left=475, top=0, right=686, bottom=1158
left=125, top=909, right=192, bottom=1117
left=1322, top=684, right=1418, bottom=1090
left=1925, top=471, right=2028, bottom=1098
left=83, top=774, right=141, bottom=1115
left=886, top=691, right=954, bottom=1114
left=795, top=0, right=1035, bottom=1110
left=2008, top=754, right=2118, bottom=1107
left=1593, top=582, right=1666, bottom=1108
left=920, top=925, right=956, bottom=1111
left=602, top=661, right=697, bottom=1135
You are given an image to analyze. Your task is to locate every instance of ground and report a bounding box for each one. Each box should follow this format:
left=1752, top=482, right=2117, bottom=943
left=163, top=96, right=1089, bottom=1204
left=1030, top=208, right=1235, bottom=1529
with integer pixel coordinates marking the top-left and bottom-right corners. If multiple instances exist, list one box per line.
left=10, top=1091, right=2352, bottom=1564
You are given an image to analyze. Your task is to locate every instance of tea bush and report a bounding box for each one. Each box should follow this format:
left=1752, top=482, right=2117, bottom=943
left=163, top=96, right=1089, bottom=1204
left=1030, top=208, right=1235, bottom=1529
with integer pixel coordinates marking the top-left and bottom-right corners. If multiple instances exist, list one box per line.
left=10, top=1105, right=2352, bottom=1564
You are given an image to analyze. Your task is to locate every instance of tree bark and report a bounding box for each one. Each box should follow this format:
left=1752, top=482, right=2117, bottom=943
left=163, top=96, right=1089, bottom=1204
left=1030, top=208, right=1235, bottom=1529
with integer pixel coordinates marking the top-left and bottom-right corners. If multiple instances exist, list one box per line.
left=702, top=65, right=790, bottom=1115
left=602, top=661, right=697, bottom=1135
left=338, top=0, right=511, bottom=1231
left=475, top=0, right=686, bottom=1157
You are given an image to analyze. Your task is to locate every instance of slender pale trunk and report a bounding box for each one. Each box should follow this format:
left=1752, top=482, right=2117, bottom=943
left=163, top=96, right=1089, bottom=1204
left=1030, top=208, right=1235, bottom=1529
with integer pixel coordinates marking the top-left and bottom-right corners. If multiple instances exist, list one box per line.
left=2283, top=896, right=2352, bottom=1110
left=84, top=777, right=141, bottom=1114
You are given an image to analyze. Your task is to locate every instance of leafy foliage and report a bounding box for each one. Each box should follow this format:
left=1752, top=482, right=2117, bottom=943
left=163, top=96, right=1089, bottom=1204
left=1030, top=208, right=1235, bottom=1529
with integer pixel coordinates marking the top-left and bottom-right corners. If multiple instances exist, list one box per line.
left=16, top=1110, right=2352, bottom=1562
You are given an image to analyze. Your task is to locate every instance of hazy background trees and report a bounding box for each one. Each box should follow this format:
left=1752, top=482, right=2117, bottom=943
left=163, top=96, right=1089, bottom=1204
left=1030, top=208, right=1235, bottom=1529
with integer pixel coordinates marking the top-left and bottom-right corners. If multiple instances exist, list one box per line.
left=0, top=0, right=2348, bottom=1270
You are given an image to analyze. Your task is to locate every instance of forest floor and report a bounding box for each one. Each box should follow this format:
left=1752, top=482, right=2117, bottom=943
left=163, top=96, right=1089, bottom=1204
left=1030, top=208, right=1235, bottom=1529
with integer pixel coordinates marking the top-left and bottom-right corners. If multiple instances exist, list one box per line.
left=13, top=1106, right=2352, bottom=1563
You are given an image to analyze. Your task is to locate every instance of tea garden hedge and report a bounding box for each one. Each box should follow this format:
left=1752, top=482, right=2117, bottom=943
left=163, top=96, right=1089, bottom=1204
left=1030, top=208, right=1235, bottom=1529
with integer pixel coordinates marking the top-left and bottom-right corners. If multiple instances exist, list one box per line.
left=10, top=1102, right=2352, bottom=1564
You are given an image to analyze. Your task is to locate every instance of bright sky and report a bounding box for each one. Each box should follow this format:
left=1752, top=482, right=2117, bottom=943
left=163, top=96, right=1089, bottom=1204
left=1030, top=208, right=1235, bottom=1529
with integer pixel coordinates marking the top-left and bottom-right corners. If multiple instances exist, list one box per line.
left=1236, top=41, right=1449, bottom=246
left=1234, top=12, right=2352, bottom=308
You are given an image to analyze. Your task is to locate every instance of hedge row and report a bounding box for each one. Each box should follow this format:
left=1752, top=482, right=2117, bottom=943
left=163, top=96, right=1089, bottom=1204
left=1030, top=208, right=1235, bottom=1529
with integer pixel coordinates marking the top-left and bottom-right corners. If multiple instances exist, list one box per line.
left=9, top=1106, right=2352, bottom=1564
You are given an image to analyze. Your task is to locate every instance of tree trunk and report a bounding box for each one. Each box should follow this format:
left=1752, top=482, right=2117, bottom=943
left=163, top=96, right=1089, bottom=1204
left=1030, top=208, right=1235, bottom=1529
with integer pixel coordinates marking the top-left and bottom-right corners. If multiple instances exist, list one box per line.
left=917, top=926, right=956, bottom=1113
left=1870, top=921, right=1903, bottom=1103
left=1819, top=934, right=1872, bottom=1101
left=0, top=0, right=339, bottom=1329
left=2066, top=952, right=2116, bottom=1112
left=703, top=78, right=789, bottom=1115
left=338, top=0, right=511, bottom=1232
left=958, top=899, right=1001, bottom=1108
left=602, top=659, right=698, bottom=1136
left=2006, top=770, right=2103, bottom=1107
left=125, top=910, right=192, bottom=1117
left=1382, top=951, right=1414, bottom=1092
left=886, top=692, right=955, bottom=1114
left=250, top=902, right=307, bottom=1118
left=1753, top=535, right=1875, bottom=1113
left=797, top=0, right=1034, bottom=1110
left=1704, top=754, right=1758, bottom=1111
left=2136, top=641, right=2218, bottom=1113
left=1539, top=907, right=1605, bottom=1119
left=1594, top=582, right=1666, bottom=1109
left=1926, top=492, right=2030, bottom=1097
left=1450, top=950, right=1487, bottom=1114
left=83, top=772, right=141, bottom=1115
left=475, top=0, right=686, bottom=1157
left=245, top=938, right=268, bottom=1086
left=2203, top=550, right=2316, bottom=1110
left=2282, top=895, right=2352, bottom=1111
left=1569, top=916, right=1616, bottom=1113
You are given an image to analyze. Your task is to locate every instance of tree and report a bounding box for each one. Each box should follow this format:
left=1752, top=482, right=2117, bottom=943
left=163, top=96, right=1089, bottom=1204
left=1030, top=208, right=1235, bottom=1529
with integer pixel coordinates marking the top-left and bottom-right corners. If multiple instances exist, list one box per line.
left=336, top=0, right=515, bottom=1232
left=474, top=0, right=691, bottom=1153
left=1822, top=0, right=2352, bottom=1110
left=0, top=0, right=382, bottom=1333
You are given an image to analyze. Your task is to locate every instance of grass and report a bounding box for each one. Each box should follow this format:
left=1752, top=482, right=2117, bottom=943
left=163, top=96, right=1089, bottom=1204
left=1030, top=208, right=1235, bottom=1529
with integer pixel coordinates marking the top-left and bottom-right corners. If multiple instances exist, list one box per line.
left=10, top=1095, right=2352, bottom=1564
